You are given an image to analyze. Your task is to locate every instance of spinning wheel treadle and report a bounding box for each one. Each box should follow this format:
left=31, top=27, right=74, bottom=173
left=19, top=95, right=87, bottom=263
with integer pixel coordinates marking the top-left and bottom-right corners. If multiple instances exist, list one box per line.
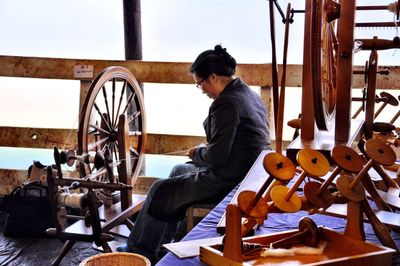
left=78, top=66, right=146, bottom=206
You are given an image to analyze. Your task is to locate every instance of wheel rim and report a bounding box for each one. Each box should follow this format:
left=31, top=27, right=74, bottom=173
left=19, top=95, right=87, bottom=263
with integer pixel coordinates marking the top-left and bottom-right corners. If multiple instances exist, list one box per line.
left=78, top=66, right=146, bottom=184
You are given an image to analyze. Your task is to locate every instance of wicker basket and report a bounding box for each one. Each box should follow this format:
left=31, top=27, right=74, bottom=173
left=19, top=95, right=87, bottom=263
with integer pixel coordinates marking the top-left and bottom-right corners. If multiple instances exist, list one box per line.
left=79, top=252, right=151, bottom=266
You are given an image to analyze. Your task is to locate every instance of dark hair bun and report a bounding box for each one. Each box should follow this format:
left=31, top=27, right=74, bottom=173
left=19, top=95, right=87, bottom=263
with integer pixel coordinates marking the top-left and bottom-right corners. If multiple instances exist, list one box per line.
left=214, top=45, right=236, bottom=69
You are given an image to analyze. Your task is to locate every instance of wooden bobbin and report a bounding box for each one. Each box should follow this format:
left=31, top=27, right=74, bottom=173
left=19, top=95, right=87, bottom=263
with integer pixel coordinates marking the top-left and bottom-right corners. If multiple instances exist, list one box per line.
left=271, top=216, right=320, bottom=248
left=271, top=149, right=330, bottom=213
left=60, top=149, right=105, bottom=169
left=242, top=217, right=321, bottom=257
left=337, top=139, right=396, bottom=201
left=237, top=152, right=296, bottom=218
left=304, top=145, right=364, bottom=208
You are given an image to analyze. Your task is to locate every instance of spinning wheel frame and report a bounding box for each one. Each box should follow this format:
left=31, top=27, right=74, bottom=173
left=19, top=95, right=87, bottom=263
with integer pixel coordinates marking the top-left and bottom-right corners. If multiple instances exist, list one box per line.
left=78, top=66, right=146, bottom=205
left=311, top=0, right=340, bottom=131
left=308, top=0, right=356, bottom=142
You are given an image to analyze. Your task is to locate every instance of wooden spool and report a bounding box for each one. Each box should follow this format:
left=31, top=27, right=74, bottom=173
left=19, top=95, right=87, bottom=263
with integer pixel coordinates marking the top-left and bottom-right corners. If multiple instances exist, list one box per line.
left=271, top=149, right=329, bottom=213
left=60, top=149, right=105, bottom=169
left=336, top=174, right=366, bottom=202
left=304, top=145, right=364, bottom=208
left=364, top=139, right=397, bottom=166
left=337, top=139, right=396, bottom=201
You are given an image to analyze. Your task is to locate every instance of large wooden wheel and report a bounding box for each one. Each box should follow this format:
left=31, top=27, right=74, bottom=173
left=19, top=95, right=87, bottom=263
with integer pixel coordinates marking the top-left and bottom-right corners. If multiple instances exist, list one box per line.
left=311, top=0, right=340, bottom=131
left=309, top=0, right=356, bottom=142
left=78, top=66, right=146, bottom=202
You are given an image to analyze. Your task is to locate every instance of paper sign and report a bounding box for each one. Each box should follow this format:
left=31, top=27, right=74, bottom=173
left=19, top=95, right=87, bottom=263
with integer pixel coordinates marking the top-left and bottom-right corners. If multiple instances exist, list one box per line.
left=74, top=65, right=94, bottom=79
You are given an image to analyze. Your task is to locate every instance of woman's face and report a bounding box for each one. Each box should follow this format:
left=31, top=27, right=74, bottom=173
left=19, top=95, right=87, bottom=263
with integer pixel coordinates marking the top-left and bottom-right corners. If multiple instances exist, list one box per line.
left=193, top=73, right=216, bottom=99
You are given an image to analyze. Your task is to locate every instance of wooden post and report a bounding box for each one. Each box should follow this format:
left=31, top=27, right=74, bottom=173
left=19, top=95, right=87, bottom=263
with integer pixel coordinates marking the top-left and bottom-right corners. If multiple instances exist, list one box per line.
left=123, top=0, right=142, bottom=61
left=335, top=0, right=356, bottom=142
left=223, top=204, right=243, bottom=263
left=260, top=86, right=273, bottom=146
left=300, top=0, right=314, bottom=140
left=123, top=0, right=145, bottom=177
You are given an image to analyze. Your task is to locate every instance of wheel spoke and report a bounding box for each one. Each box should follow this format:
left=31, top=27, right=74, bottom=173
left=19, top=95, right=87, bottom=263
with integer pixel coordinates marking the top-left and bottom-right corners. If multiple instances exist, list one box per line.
left=130, top=147, right=139, bottom=157
left=111, top=142, right=119, bottom=164
left=121, top=91, right=136, bottom=116
left=127, top=110, right=141, bottom=124
left=115, top=81, right=127, bottom=126
left=102, top=85, right=112, bottom=127
left=94, top=102, right=113, bottom=132
left=112, top=78, right=116, bottom=128
left=88, top=136, right=109, bottom=151
left=89, top=123, right=112, bottom=135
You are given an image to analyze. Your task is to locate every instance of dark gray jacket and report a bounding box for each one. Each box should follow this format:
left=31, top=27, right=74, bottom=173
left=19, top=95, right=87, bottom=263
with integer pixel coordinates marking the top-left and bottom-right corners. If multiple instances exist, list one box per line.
left=148, top=78, right=270, bottom=222
left=192, top=78, right=270, bottom=182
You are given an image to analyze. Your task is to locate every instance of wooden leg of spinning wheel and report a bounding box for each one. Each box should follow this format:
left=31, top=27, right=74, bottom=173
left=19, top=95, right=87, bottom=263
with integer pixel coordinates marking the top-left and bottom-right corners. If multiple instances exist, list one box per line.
left=51, top=240, right=75, bottom=266
left=361, top=199, right=398, bottom=251
left=117, top=114, right=132, bottom=211
left=125, top=218, right=135, bottom=230
left=344, top=201, right=365, bottom=241
left=361, top=176, right=393, bottom=212
left=373, top=163, right=400, bottom=190
left=223, top=204, right=243, bottom=263
left=102, top=242, right=112, bottom=253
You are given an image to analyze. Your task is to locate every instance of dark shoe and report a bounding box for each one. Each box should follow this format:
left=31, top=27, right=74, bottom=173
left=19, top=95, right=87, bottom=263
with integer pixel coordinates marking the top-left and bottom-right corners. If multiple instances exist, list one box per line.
left=116, top=244, right=131, bottom=252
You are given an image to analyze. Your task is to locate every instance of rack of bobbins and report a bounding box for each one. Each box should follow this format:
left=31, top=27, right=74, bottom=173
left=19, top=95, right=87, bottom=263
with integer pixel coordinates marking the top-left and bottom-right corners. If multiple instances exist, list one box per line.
left=200, top=139, right=399, bottom=265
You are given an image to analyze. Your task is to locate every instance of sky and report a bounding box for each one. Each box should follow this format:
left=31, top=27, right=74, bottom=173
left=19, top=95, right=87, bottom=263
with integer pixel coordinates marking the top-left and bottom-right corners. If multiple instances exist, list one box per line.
left=0, top=0, right=399, bottom=137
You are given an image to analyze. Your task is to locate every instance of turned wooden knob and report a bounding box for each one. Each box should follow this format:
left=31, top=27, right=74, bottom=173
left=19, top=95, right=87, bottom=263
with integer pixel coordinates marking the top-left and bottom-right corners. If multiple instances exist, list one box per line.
left=287, top=118, right=301, bottom=129
left=380, top=91, right=399, bottom=106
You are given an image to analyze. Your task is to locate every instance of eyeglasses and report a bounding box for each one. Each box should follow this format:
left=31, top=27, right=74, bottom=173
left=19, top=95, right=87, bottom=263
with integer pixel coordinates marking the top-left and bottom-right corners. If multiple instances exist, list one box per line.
left=196, top=77, right=208, bottom=88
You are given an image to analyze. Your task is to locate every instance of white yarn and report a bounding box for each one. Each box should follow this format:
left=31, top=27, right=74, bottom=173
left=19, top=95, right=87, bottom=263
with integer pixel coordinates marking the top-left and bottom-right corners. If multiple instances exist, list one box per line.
left=58, top=192, right=84, bottom=208
left=260, top=241, right=328, bottom=257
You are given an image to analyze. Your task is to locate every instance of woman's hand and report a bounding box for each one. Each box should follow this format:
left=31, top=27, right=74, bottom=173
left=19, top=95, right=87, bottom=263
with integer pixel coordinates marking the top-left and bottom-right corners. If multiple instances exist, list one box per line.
left=185, top=147, right=196, bottom=159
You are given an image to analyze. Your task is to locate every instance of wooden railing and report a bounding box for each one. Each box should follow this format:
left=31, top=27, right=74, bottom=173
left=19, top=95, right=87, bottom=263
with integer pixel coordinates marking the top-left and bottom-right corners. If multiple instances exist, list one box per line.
left=0, top=56, right=400, bottom=154
left=1, top=55, right=399, bottom=153
left=0, top=55, right=399, bottom=194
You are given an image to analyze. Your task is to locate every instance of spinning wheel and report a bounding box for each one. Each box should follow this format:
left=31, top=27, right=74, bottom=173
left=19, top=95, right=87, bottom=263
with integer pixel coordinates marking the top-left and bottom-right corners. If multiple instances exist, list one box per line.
left=78, top=66, right=146, bottom=205
left=46, top=67, right=147, bottom=266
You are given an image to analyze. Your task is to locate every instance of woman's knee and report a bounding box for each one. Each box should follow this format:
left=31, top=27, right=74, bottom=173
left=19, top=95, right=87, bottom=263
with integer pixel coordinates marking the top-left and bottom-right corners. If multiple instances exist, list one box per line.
left=148, top=179, right=166, bottom=198
left=169, top=163, right=197, bottom=177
